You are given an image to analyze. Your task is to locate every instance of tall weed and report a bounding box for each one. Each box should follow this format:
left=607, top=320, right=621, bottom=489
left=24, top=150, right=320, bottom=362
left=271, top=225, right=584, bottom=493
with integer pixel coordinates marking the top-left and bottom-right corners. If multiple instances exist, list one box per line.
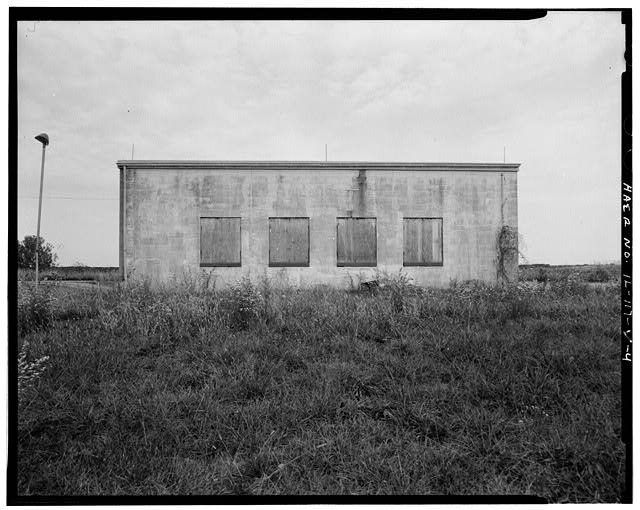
left=96, top=281, right=223, bottom=341
left=17, top=340, right=50, bottom=409
left=17, top=284, right=54, bottom=336
left=220, top=277, right=263, bottom=331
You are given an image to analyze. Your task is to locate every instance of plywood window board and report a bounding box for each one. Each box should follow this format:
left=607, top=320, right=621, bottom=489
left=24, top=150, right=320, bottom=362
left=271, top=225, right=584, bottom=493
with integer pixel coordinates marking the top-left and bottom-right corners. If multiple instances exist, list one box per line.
left=403, top=217, right=443, bottom=266
left=200, top=217, right=241, bottom=267
left=337, top=217, right=377, bottom=267
left=269, top=217, right=310, bottom=267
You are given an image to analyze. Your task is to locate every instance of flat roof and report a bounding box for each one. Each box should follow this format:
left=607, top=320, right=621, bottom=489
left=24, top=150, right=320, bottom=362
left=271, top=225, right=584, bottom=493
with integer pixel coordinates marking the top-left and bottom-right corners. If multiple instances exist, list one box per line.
left=116, top=160, right=520, bottom=172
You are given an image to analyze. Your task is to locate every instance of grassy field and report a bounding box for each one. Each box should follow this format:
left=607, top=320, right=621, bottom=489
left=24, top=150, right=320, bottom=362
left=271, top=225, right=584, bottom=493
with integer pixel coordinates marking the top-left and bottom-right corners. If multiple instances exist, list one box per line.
left=18, top=266, right=120, bottom=282
left=519, top=263, right=620, bottom=284
left=15, top=268, right=624, bottom=500
left=17, top=263, right=621, bottom=284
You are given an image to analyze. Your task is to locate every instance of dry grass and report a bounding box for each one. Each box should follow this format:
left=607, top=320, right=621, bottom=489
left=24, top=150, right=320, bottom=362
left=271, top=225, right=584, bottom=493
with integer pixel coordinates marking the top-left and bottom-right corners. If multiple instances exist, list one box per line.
left=14, top=270, right=624, bottom=500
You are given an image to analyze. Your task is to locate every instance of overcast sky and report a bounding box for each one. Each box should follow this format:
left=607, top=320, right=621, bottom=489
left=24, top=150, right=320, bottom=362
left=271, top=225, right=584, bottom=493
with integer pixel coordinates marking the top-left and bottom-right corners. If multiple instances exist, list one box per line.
left=17, top=12, right=624, bottom=266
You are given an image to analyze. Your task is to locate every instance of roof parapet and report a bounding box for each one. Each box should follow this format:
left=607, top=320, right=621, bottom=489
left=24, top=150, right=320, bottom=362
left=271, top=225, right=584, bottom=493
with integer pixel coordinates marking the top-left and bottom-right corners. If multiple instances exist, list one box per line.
left=116, top=160, right=521, bottom=172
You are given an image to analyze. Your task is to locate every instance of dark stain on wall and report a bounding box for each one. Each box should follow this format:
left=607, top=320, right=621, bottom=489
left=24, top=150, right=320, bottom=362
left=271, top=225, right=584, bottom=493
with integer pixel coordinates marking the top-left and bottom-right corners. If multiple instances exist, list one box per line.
left=354, top=169, right=367, bottom=215
left=438, top=179, right=445, bottom=208
left=471, top=185, right=480, bottom=218
left=272, top=173, right=307, bottom=214
left=274, top=174, right=286, bottom=211
left=189, top=177, right=202, bottom=202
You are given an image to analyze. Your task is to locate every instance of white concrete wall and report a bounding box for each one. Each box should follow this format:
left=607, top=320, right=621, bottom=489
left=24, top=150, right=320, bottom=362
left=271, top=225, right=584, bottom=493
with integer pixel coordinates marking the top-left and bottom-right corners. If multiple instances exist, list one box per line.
left=120, top=164, right=518, bottom=288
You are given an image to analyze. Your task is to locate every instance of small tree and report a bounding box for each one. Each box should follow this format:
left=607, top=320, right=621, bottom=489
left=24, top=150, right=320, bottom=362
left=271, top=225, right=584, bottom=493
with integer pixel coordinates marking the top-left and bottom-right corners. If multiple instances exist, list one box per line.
left=17, top=235, right=58, bottom=270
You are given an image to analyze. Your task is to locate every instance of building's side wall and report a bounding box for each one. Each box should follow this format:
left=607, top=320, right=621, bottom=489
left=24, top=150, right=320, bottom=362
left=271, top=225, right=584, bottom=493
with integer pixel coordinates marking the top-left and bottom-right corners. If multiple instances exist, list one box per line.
left=501, top=171, right=519, bottom=282
left=119, top=166, right=124, bottom=280
left=122, top=167, right=518, bottom=287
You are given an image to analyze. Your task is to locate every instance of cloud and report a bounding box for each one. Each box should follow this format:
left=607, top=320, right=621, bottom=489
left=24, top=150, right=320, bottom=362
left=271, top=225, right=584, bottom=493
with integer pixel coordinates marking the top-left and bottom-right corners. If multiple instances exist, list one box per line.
left=16, top=14, right=625, bottom=265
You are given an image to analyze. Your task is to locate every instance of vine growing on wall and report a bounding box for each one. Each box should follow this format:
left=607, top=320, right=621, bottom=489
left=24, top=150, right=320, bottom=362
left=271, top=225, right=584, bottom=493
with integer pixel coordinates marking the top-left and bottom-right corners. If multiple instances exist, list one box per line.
left=496, top=225, right=520, bottom=283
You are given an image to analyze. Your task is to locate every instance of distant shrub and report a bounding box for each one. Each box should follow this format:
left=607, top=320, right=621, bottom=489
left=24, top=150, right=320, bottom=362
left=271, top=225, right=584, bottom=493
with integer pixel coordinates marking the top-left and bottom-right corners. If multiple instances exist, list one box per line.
left=586, top=267, right=612, bottom=283
left=520, top=264, right=620, bottom=285
left=41, top=270, right=61, bottom=281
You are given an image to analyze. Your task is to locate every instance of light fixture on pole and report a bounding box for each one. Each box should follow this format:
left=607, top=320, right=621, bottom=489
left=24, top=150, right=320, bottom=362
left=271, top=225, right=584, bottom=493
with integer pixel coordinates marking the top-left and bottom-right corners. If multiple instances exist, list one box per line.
left=34, top=133, right=49, bottom=288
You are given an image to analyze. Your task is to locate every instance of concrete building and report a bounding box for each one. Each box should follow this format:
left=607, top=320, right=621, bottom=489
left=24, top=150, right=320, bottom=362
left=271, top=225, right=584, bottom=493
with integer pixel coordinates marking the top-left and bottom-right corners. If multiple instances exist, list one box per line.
left=117, top=160, right=519, bottom=287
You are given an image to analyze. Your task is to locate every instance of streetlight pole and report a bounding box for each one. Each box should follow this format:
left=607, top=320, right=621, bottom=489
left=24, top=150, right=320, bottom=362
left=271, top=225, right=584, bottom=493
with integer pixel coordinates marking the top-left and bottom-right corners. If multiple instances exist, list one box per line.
left=34, top=133, right=49, bottom=288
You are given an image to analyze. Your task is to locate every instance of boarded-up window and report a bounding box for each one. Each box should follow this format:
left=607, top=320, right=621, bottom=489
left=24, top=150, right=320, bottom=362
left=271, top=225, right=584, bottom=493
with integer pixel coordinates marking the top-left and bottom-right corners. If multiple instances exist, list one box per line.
left=269, top=217, right=310, bottom=267
left=200, top=217, right=241, bottom=267
left=403, top=217, right=443, bottom=266
left=336, top=217, right=377, bottom=267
